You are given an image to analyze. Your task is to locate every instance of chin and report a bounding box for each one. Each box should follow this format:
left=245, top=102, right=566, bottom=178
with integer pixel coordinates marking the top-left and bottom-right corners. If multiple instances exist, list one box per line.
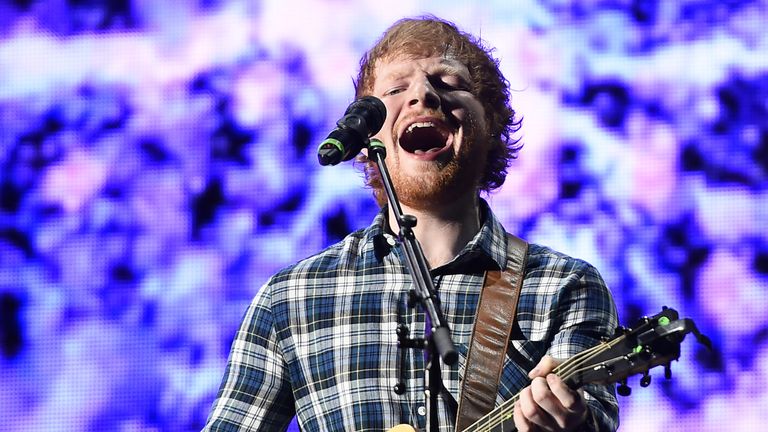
left=395, top=166, right=478, bottom=209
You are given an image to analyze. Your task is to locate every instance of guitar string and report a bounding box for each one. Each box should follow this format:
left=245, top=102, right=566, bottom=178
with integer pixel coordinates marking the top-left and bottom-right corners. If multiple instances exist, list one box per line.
left=470, top=314, right=666, bottom=431
left=464, top=333, right=630, bottom=432
left=468, top=341, right=616, bottom=431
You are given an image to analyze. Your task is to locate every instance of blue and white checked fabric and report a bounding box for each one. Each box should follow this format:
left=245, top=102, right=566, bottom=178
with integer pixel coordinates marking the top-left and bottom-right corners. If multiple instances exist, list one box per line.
left=204, top=201, right=619, bottom=431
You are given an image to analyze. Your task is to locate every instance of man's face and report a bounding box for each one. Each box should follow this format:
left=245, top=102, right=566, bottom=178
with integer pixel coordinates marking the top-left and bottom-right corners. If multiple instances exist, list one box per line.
left=369, top=55, right=489, bottom=209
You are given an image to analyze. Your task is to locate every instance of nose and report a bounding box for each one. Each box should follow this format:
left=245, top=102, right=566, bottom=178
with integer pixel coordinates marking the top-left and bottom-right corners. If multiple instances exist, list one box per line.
left=408, top=78, right=441, bottom=110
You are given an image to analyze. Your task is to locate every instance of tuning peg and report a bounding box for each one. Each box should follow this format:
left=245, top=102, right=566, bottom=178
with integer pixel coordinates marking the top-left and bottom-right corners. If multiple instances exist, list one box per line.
left=664, top=363, right=672, bottom=380
left=640, top=371, right=652, bottom=387
left=617, top=379, right=632, bottom=396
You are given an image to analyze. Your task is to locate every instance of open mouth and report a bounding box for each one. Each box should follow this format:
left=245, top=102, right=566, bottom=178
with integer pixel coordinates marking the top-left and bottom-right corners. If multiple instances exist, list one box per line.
left=398, top=121, right=452, bottom=154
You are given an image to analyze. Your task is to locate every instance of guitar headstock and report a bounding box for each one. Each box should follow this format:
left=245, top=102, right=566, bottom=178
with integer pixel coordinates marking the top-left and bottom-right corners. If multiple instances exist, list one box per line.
left=561, top=307, right=712, bottom=396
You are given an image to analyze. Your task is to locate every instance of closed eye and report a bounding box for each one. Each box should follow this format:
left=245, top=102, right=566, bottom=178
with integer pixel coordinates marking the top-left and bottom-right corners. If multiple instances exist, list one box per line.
left=429, top=75, right=469, bottom=92
left=383, top=86, right=406, bottom=96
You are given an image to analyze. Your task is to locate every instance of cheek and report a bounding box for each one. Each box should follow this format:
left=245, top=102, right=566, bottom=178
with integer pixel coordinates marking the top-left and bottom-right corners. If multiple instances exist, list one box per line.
left=456, top=108, right=487, bottom=136
left=467, top=99, right=486, bottom=123
left=467, top=102, right=488, bottom=135
left=380, top=102, right=401, bottom=135
left=448, top=95, right=485, bottom=124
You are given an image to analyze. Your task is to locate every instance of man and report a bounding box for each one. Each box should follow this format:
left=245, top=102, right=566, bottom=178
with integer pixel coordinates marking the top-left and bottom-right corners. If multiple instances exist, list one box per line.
left=205, top=16, right=619, bottom=432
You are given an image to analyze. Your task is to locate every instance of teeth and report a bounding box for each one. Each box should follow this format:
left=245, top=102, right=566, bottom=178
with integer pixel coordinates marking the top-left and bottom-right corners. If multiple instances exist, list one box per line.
left=406, top=122, right=435, bottom=134
left=413, top=148, right=442, bottom=155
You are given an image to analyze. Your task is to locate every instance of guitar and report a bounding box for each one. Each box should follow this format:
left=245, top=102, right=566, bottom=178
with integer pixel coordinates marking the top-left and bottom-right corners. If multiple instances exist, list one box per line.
left=390, top=307, right=711, bottom=432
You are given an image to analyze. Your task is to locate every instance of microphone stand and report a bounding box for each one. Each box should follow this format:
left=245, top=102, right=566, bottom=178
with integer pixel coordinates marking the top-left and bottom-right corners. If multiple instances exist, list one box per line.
left=367, top=139, right=458, bottom=432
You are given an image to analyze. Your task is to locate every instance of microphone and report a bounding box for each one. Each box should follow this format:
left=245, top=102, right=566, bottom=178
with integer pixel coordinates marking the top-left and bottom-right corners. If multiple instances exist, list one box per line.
left=317, top=96, right=386, bottom=166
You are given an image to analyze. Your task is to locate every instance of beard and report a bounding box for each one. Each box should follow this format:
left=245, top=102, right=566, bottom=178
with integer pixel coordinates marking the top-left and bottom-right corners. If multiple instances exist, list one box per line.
left=387, top=119, right=488, bottom=210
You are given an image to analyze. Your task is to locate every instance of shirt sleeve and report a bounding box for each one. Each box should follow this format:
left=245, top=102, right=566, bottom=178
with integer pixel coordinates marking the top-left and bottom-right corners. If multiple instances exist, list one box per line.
left=203, top=281, right=296, bottom=431
left=546, top=260, right=620, bottom=432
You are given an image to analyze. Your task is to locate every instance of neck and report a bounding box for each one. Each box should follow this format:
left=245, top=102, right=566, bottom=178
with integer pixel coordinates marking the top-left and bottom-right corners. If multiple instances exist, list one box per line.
left=388, top=192, right=482, bottom=268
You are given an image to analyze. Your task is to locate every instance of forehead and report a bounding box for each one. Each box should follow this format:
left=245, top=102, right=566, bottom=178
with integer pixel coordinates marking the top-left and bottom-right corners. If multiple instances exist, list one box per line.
left=372, top=56, right=470, bottom=85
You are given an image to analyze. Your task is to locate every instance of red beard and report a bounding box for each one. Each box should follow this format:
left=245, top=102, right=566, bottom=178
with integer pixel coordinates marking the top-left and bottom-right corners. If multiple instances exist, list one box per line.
left=388, top=117, right=488, bottom=210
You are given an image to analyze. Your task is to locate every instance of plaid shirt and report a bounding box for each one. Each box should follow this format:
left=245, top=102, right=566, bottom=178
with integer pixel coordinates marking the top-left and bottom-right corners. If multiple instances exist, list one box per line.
left=204, top=201, right=619, bottom=431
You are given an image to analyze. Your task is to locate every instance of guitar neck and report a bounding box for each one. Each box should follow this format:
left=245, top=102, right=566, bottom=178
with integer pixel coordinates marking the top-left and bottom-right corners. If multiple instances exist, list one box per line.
left=388, top=349, right=603, bottom=432
left=464, top=333, right=631, bottom=431
left=390, top=310, right=709, bottom=432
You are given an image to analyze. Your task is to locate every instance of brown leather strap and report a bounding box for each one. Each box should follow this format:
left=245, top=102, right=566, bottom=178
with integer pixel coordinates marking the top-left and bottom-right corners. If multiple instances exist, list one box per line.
left=455, top=234, right=529, bottom=431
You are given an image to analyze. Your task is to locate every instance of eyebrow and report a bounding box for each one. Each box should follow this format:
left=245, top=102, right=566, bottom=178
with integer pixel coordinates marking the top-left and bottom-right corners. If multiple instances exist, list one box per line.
left=380, top=60, right=470, bottom=84
left=430, top=61, right=468, bottom=77
left=430, top=62, right=472, bottom=87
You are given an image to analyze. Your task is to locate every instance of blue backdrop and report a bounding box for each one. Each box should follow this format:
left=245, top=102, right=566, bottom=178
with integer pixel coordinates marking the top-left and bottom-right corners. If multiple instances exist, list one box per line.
left=1, top=1, right=766, bottom=431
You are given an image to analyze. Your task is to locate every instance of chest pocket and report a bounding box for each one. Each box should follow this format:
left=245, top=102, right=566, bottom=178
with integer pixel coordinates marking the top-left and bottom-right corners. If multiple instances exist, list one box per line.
left=497, top=322, right=550, bottom=403
left=454, top=322, right=550, bottom=406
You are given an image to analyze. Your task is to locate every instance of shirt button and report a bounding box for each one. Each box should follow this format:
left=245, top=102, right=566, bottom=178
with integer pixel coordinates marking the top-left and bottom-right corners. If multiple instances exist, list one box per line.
left=417, top=406, right=426, bottom=416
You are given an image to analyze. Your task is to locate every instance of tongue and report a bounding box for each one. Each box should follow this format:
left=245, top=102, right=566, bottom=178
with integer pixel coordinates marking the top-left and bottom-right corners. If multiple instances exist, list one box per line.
left=400, top=127, right=447, bottom=153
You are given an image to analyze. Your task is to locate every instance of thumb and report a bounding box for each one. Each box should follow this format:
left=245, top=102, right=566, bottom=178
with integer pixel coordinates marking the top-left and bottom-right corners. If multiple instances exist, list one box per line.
left=528, top=355, right=560, bottom=379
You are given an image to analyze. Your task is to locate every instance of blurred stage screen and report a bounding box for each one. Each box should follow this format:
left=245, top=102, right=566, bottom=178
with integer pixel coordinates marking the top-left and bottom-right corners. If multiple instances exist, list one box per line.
left=1, top=1, right=766, bottom=431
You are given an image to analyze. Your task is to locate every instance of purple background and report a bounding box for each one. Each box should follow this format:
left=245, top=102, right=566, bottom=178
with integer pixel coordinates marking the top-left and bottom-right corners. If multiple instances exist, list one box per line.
left=1, top=1, right=766, bottom=431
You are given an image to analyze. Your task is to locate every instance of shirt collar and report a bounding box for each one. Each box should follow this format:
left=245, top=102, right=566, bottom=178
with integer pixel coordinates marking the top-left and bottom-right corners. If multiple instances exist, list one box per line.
left=437, top=198, right=508, bottom=273
left=360, top=199, right=509, bottom=272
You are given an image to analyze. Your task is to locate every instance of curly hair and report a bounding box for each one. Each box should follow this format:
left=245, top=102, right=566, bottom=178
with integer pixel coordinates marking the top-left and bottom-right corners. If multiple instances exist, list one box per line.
left=354, top=16, right=522, bottom=194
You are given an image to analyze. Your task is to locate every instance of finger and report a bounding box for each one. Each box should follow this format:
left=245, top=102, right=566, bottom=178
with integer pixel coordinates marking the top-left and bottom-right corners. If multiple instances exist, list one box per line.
left=521, top=377, right=559, bottom=430
left=532, top=376, right=570, bottom=429
left=543, top=374, right=589, bottom=430
left=513, top=400, right=533, bottom=432
left=546, top=374, right=586, bottom=413
left=528, top=355, right=559, bottom=379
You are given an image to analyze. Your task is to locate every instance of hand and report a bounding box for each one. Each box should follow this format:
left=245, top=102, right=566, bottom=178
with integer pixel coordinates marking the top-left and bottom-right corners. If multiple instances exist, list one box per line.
left=513, top=355, right=589, bottom=431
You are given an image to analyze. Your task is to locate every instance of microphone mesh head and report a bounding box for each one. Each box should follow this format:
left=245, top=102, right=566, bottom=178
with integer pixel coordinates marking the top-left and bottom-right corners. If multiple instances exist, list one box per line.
left=346, top=96, right=386, bottom=136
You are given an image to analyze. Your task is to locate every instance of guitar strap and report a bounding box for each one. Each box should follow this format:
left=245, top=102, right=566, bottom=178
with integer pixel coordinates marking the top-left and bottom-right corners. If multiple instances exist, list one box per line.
left=455, top=233, right=529, bottom=431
